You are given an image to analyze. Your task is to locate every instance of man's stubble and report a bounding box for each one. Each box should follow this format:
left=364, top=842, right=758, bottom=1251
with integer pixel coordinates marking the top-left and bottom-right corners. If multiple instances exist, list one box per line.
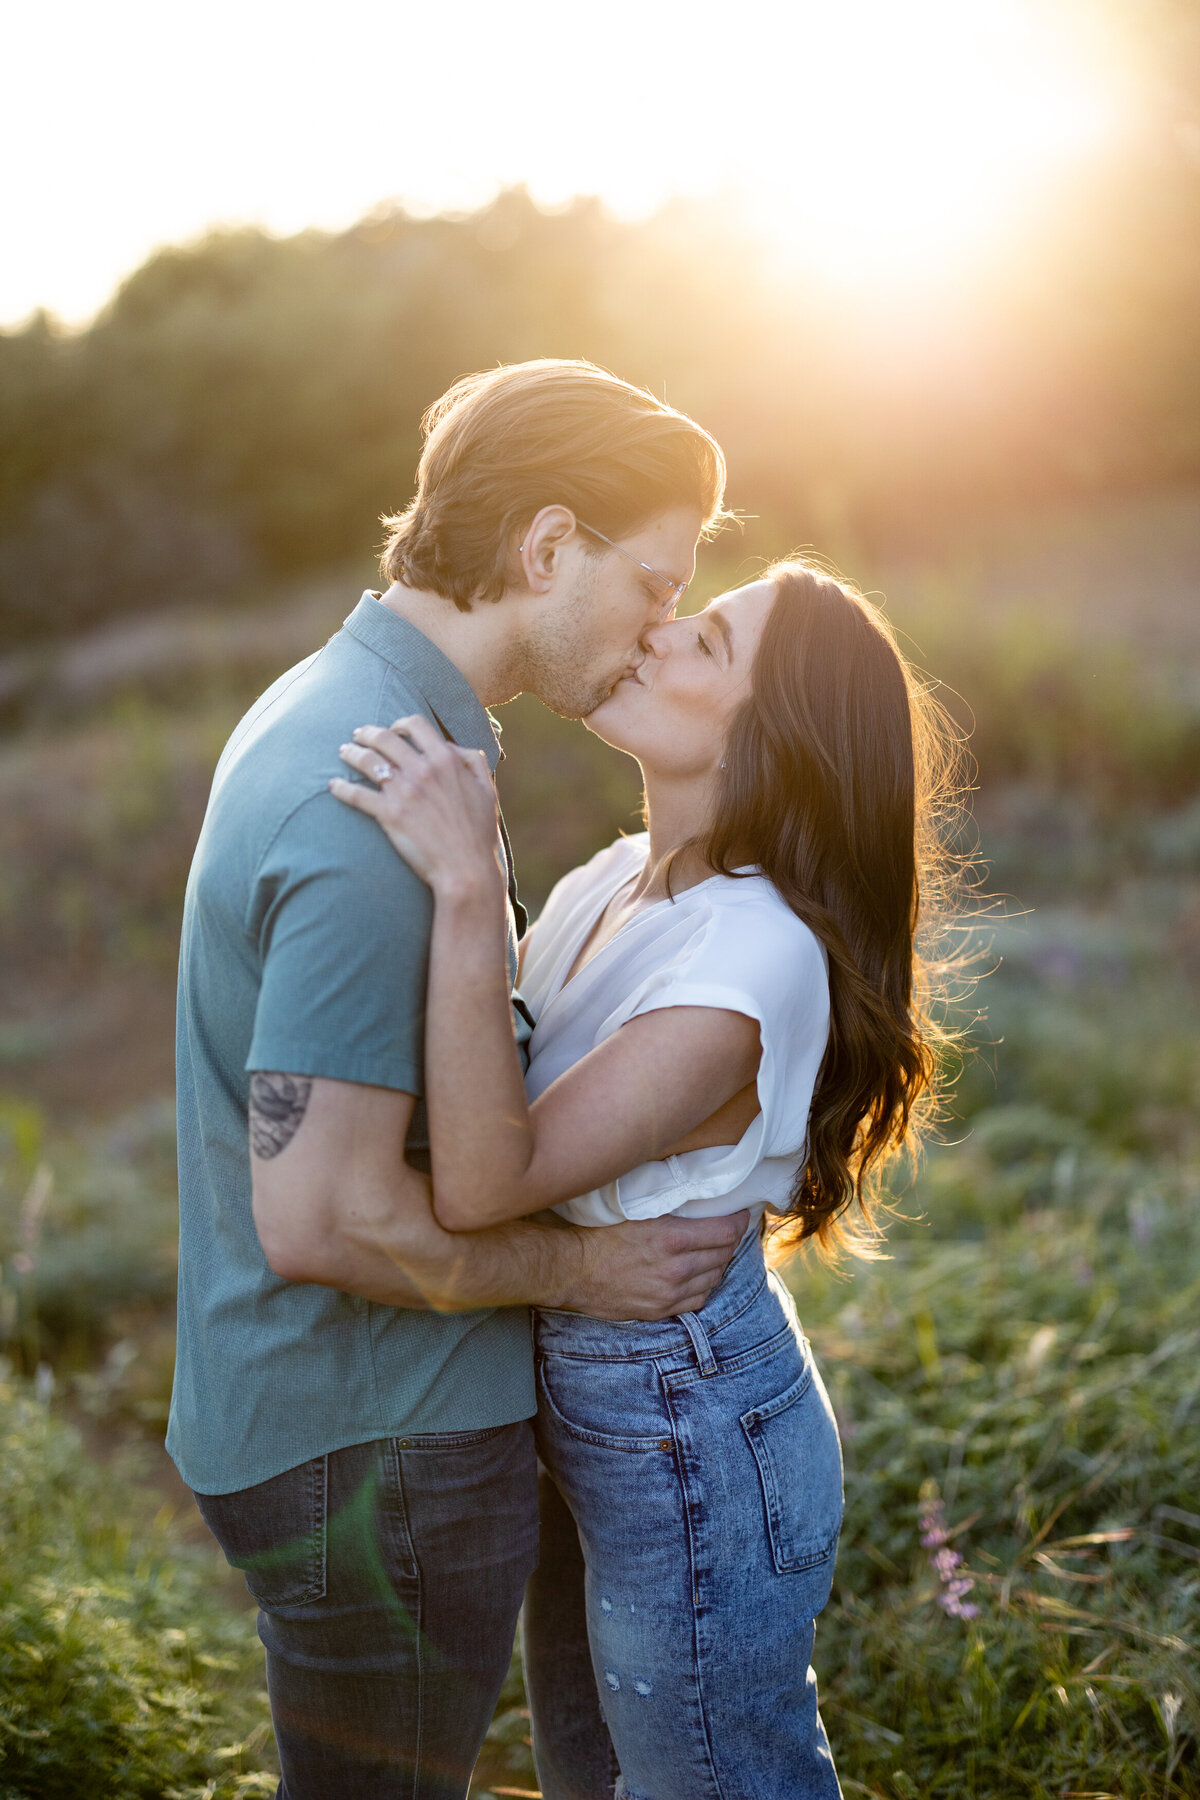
left=507, top=555, right=628, bottom=722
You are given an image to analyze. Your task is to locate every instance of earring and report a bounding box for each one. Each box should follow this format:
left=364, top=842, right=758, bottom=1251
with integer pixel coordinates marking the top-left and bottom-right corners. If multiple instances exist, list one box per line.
left=719, top=759, right=727, bottom=770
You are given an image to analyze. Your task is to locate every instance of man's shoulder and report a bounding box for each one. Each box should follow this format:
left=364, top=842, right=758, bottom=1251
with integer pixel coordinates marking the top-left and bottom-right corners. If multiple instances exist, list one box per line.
left=191, top=636, right=430, bottom=905
left=221, top=637, right=425, bottom=784
left=216, top=636, right=425, bottom=808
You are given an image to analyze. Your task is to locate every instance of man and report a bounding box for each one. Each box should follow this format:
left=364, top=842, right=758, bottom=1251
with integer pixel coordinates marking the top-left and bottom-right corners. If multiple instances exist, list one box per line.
left=167, top=358, right=746, bottom=1796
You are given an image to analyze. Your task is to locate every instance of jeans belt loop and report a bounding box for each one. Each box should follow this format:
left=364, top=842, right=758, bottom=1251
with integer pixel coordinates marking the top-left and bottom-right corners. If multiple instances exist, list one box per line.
left=678, top=1307, right=718, bottom=1376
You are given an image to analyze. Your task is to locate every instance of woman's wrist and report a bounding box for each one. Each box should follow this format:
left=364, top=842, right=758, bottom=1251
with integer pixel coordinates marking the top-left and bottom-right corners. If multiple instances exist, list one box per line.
left=432, top=864, right=508, bottom=919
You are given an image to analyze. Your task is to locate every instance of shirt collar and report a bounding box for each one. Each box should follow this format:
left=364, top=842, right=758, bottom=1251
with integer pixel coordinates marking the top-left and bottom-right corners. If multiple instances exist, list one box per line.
left=342, top=592, right=503, bottom=771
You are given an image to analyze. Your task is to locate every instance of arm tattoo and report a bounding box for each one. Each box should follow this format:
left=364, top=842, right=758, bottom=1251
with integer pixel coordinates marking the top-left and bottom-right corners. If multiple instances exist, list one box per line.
left=249, top=1073, right=314, bottom=1160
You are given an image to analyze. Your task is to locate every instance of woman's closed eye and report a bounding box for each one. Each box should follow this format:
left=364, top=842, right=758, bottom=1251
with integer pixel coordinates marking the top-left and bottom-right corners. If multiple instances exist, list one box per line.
left=697, top=631, right=714, bottom=657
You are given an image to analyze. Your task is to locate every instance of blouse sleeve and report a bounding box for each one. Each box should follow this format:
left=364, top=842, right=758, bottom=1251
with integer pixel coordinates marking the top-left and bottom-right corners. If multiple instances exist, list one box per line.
left=598, top=885, right=831, bottom=1221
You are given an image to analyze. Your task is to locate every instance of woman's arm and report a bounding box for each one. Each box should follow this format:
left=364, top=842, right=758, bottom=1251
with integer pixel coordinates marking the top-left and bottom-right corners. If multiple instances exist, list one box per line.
left=331, top=718, right=760, bottom=1230
left=427, top=883, right=760, bottom=1227
left=250, top=1072, right=746, bottom=1318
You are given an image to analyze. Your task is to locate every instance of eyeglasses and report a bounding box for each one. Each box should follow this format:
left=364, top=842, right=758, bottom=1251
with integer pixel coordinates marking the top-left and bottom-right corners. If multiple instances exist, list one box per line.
left=575, top=519, right=690, bottom=615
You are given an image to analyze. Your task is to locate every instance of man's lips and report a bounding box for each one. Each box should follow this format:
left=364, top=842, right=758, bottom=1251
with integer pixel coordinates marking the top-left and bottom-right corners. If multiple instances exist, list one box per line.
left=595, top=664, right=646, bottom=707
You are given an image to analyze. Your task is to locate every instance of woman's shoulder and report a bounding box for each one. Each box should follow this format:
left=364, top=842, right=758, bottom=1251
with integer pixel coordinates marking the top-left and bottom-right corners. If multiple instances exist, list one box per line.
left=705, top=868, right=819, bottom=932
left=696, top=872, right=829, bottom=983
left=532, top=834, right=648, bottom=931
left=564, top=832, right=647, bottom=895
left=621, top=870, right=828, bottom=1066
left=597, top=831, right=650, bottom=875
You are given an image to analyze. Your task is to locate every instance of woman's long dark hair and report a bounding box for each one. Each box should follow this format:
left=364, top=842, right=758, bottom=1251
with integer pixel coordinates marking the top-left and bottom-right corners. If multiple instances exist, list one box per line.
left=700, top=561, right=966, bottom=1261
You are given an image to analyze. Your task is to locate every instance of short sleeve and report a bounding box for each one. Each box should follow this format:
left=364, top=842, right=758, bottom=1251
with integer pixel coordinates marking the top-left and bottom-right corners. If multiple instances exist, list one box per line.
left=246, top=790, right=433, bottom=1094
left=599, top=885, right=831, bottom=1221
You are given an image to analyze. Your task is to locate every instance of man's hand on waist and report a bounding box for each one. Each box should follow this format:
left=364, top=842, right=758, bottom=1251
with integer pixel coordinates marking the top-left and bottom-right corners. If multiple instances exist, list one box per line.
left=557, top=1212, right=750, bottom=1321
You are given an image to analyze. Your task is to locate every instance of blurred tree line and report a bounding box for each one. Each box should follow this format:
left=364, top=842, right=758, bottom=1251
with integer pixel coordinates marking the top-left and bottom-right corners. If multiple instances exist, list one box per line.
left=1, top=6, right=1199, bottom=653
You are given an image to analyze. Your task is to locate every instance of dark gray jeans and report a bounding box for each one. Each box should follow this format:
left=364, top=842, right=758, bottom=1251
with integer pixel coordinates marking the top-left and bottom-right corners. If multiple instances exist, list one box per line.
left=195, top=1421, right=538, bottom=1799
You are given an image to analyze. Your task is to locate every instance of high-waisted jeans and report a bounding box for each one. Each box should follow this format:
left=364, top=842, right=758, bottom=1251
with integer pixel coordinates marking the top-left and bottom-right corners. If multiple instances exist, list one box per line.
left=523, top=1226, right=844, bottom=1800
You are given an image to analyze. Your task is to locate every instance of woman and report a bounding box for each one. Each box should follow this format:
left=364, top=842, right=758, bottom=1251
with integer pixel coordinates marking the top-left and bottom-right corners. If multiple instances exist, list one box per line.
left=330, top=560, right=952, bottom=1799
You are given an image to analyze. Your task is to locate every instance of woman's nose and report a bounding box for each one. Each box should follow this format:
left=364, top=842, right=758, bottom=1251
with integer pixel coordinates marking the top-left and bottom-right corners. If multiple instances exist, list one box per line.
left=639, top=620, right=673, bottom=658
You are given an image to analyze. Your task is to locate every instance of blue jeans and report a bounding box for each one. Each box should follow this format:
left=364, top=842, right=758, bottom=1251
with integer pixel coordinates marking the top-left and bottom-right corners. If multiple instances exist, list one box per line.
left=523, top=1229, right=843, bottom=1800
left=194, top=1422, right=538, bottom=1799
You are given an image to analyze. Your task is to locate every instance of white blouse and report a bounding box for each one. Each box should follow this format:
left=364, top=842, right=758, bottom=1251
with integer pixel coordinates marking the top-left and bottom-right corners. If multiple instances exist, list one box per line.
left=519, top=833, right=831, bottom=1228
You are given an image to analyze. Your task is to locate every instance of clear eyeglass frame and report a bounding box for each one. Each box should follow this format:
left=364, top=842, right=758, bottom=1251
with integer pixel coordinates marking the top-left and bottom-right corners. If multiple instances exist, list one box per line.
left=574, top=518, right=690, bottom=616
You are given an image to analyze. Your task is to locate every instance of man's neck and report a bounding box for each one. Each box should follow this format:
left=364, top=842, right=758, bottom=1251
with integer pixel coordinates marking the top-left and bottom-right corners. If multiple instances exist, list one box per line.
left=376, top=581, right=524, bottom=709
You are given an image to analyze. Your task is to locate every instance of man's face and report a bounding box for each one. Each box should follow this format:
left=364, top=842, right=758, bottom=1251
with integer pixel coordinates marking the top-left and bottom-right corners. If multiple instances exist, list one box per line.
left=524, top=508, right=704, bottom=720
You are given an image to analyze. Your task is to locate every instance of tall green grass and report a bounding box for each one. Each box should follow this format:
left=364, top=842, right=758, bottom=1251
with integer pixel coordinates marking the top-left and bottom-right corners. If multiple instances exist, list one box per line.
left=0, top=1371, right=275, bottom=1797
left=5, top=1143, right=1194, bottom=1799
left=0, top=1098, right=178, bottom=1418
left=795, top=1144, right=1200, bottom=1798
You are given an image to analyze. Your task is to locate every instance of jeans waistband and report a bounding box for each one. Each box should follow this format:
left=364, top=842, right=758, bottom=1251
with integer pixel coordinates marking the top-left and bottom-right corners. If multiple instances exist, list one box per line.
left=535, top=1221, right=770, bottom=1362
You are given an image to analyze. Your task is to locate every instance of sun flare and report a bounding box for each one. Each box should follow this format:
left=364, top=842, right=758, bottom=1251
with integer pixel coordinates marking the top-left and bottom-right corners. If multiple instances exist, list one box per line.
left=708, top=1, right=1121, bottom=285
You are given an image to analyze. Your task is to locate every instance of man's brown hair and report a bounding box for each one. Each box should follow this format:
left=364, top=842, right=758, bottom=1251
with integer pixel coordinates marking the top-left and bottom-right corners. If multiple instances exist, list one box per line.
left=381, top=359, right=729, bottom=610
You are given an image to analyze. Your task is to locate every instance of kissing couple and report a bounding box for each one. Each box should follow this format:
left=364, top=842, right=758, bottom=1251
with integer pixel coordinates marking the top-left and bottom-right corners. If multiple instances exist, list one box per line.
left=168, top=359, right=946, bottom=1799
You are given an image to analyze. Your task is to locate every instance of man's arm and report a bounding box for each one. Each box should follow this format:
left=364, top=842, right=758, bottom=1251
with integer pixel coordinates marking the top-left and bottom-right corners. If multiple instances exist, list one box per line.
left=250, top=1073, right=746, bottom=1319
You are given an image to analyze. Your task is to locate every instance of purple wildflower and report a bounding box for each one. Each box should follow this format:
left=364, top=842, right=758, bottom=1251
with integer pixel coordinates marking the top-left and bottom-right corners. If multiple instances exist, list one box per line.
left=933, top=1546, right=962, bottom=1580
left=919, top=1489, right=980, bottom=1620
left=918, top=1493, right=949, bottom=1548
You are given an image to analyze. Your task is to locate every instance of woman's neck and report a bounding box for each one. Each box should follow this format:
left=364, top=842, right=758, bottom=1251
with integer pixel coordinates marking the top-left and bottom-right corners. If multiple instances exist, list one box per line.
left=633, top=771, right=716, bottom=902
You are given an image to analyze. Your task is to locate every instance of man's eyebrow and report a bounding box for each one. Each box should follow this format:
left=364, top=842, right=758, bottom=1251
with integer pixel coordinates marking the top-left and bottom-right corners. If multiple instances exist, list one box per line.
left=709, top=608, right=733, bottom=662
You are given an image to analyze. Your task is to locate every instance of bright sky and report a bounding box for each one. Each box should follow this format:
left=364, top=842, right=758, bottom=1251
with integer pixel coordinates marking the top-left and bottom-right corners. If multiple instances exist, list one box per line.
left=3, top=0, right=1123, bottom=327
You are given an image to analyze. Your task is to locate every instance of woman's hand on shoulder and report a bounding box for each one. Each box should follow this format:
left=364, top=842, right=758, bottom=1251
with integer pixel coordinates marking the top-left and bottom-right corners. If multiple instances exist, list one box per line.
left=330, top=713, right=505, bottom=904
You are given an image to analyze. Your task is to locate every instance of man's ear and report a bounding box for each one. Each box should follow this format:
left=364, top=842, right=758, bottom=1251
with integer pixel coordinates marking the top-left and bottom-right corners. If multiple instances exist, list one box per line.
left=516, top=505, right=578, bottom=594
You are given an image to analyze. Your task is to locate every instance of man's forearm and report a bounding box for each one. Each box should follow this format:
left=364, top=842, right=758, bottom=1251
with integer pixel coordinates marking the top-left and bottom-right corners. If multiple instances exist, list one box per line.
left=254, top=1077, right=745, bottom=1322
left=320, top=1174, right=744, bottom=1324
left=314, top=1172, right=587, bottom=1313
left=253, top=1076, right=589, bottom=1312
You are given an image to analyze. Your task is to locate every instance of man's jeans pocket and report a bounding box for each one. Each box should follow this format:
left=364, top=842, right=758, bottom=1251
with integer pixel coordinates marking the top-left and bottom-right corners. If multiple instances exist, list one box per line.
left=195, top=1453, right=328, bottom=1608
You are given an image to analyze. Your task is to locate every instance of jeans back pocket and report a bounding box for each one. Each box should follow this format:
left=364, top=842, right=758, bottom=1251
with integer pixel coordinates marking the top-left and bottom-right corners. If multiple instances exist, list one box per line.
left=195, top=1453, right=328, bottom=1609
left=741, top=1358, right=843, bottom=1579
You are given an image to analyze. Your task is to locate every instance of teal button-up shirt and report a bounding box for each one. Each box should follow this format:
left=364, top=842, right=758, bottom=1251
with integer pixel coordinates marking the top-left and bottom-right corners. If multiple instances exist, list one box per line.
left=167, top=594, right=535, bottom=1494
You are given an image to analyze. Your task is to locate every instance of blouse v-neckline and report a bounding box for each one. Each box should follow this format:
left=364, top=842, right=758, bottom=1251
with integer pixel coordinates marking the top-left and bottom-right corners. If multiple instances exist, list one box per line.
left=558, top=868, right=648, bottom=995
left=550, top=842, right=747, bottom=1007
left=553, top=845, right=656, bottom=1001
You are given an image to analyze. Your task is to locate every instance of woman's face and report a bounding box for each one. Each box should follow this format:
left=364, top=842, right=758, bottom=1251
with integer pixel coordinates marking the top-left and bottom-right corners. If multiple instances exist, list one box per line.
left=584, top=578, right=778, bottom=777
